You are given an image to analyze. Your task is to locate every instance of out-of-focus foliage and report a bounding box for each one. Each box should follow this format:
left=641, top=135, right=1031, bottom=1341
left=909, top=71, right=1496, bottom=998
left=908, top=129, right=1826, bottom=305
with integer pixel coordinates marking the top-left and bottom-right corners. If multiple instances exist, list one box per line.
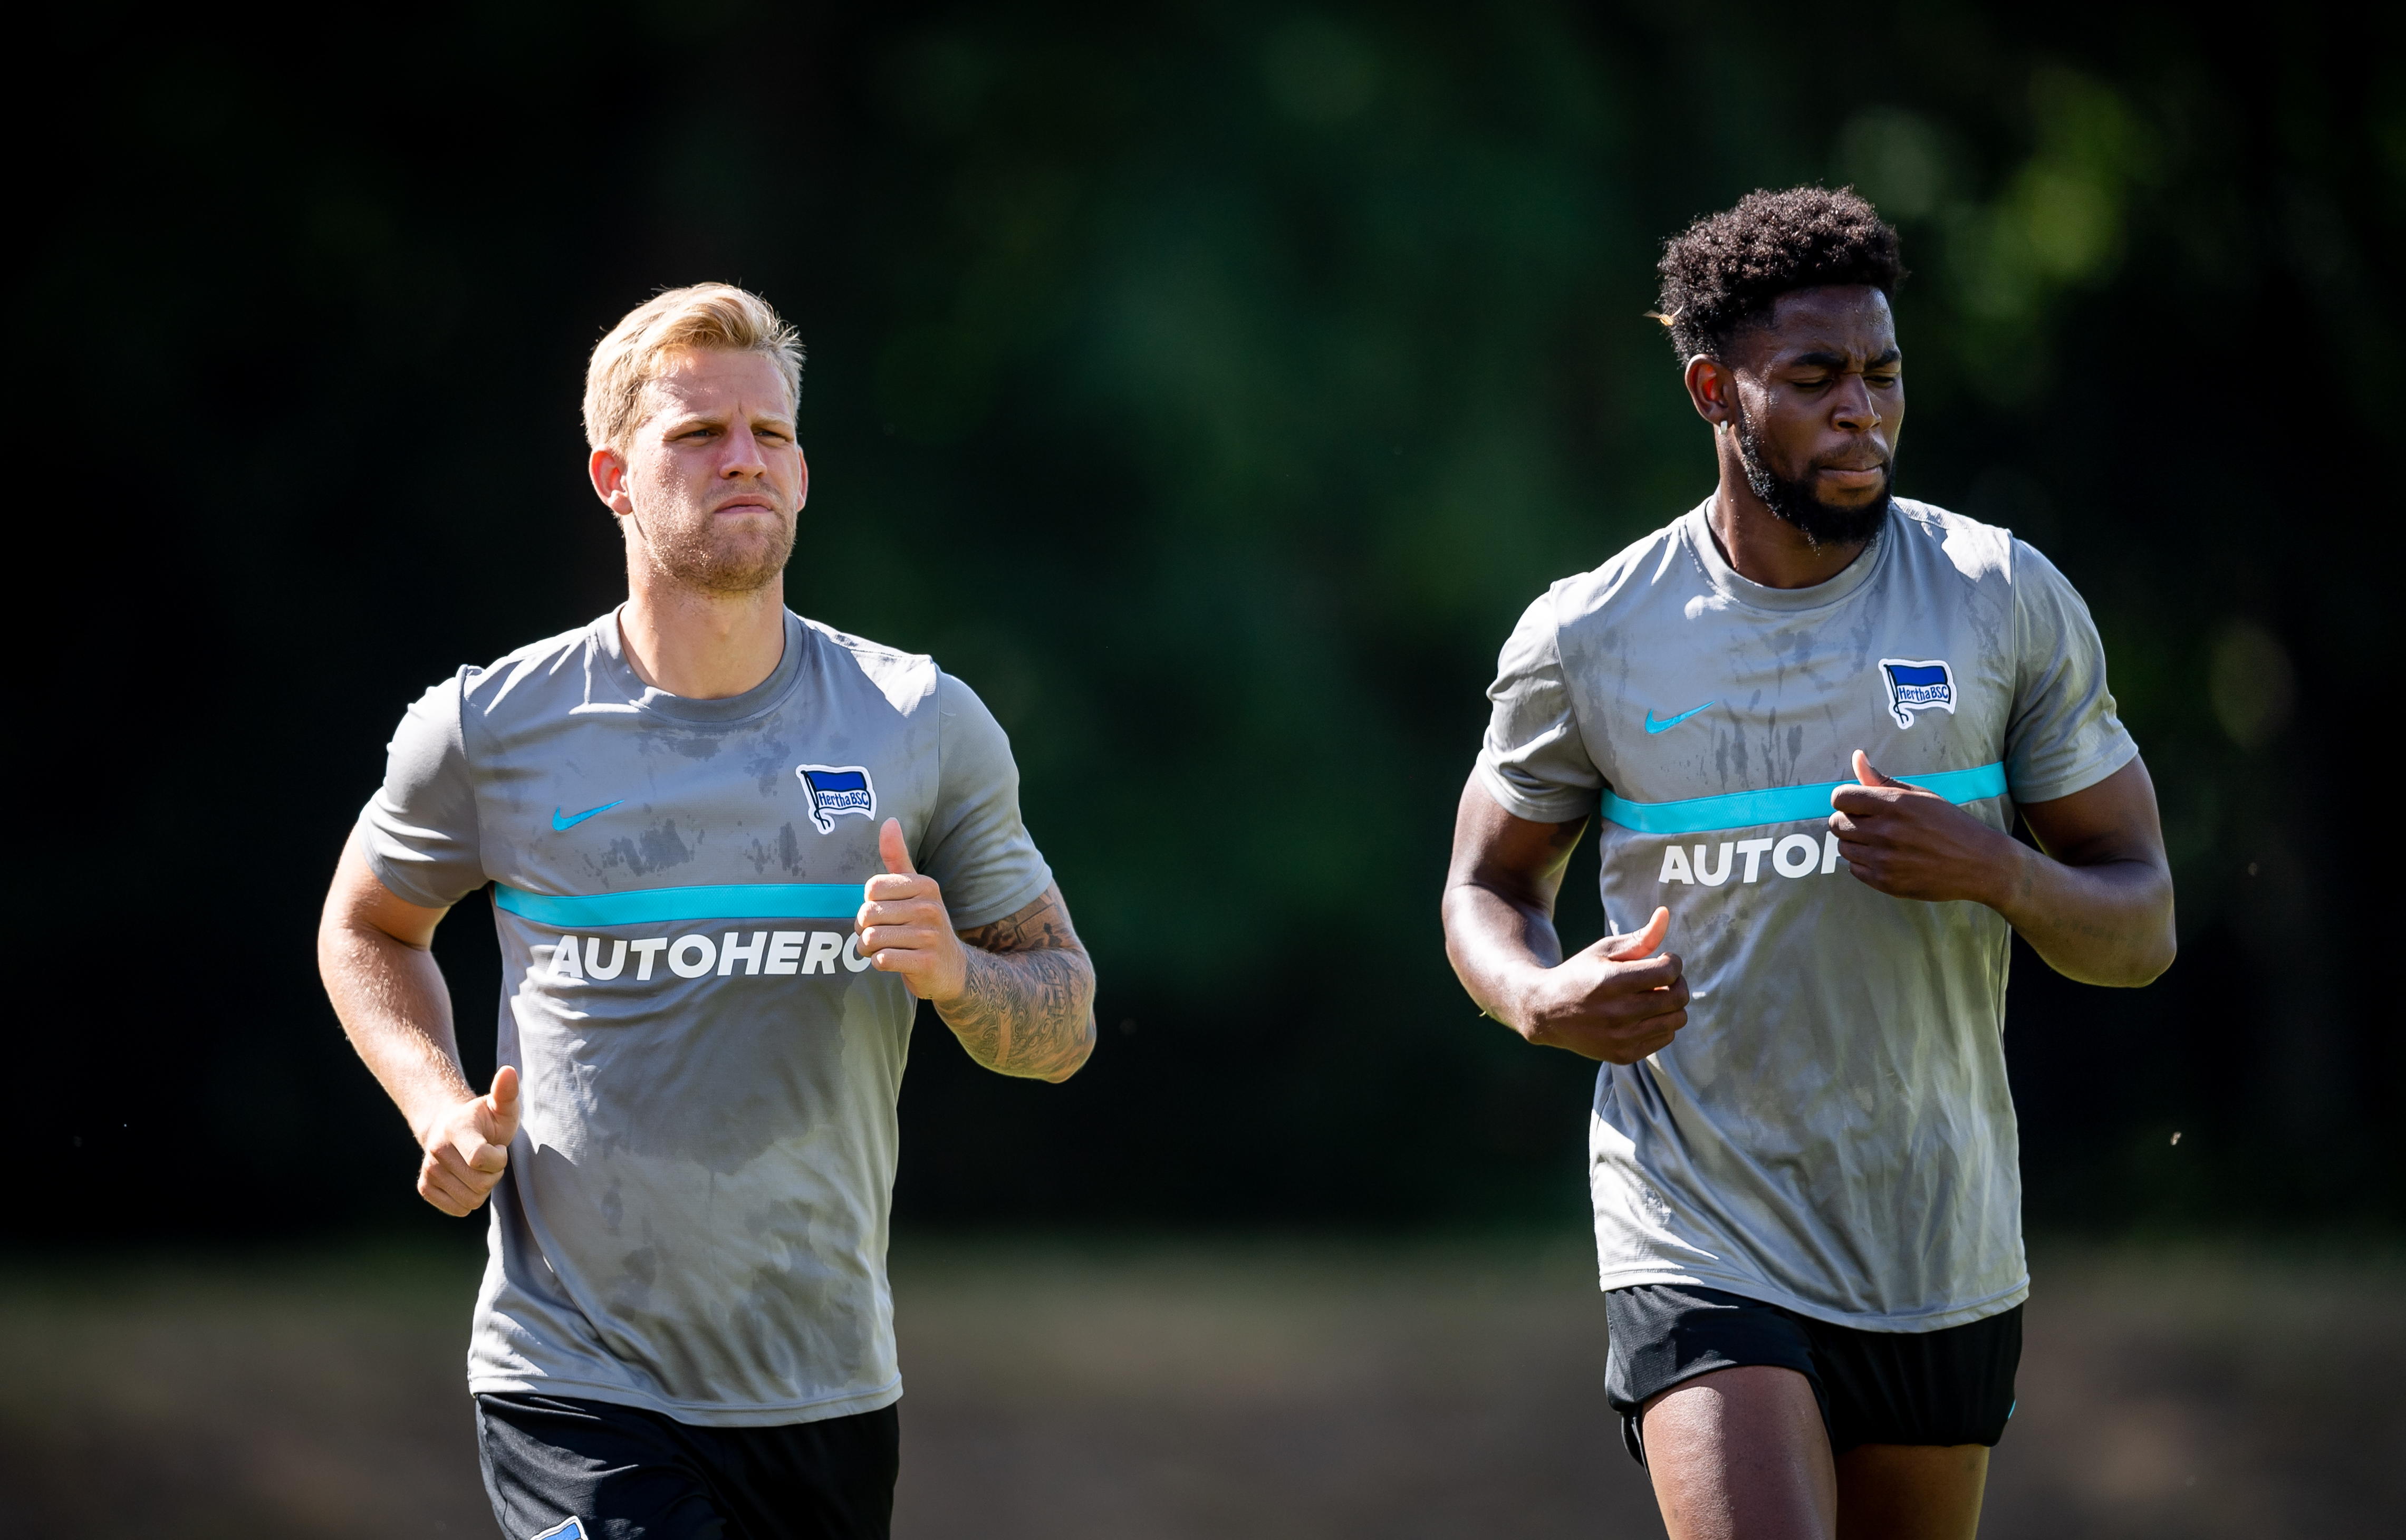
left=15, top=1, right=2401, bottom=1238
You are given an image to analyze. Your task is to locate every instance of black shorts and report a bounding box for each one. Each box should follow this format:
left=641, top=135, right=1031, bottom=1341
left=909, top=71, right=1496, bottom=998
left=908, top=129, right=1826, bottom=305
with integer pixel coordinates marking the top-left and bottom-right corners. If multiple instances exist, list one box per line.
left=474, top=1392, right=899, bottom=1540
left=1603, top=1284, right=2020, bottom=1466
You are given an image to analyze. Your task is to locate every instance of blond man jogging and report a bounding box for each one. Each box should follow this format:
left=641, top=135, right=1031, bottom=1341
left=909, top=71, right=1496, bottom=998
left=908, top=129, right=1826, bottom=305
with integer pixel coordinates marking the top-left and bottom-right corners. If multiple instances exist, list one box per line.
left=319, top=284, right=1094, bottom=1539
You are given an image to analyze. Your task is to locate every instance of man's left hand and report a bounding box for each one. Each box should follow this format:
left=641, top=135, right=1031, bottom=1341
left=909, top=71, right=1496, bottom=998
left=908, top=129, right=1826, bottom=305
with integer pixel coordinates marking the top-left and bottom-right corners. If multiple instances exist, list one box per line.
left=859, top=819, right=970, bottom=1002
left=1828, top=750, right=2021, bottom=904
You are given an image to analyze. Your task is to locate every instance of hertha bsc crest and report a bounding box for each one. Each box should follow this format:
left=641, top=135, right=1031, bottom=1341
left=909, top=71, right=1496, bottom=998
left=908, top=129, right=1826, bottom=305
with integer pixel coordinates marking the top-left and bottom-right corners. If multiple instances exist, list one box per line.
left=1879, top=658, right=1957, bottom=729
left=795, top=764, right=877, bottom=834
left=530, top=1520, right=585, bottom=1540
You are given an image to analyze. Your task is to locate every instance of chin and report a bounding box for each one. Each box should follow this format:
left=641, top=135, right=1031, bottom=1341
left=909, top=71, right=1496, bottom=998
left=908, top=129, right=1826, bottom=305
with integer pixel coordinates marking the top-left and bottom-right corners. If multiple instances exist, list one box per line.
left=1774, top=487, right=1891, bottom=551
left=1811, top=475, right=1889, bottom=507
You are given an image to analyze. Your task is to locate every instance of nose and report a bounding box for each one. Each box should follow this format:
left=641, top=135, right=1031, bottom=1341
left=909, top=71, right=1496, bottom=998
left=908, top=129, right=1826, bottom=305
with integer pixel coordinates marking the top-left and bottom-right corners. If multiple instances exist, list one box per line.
left=1832, top=373, right=1880, bottom=432
left=721, top=425, right=770, bottom=477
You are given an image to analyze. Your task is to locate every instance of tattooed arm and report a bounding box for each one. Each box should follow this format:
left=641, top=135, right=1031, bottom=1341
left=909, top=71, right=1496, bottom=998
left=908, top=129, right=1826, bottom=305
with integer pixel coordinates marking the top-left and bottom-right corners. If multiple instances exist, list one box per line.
left=856, top=819, right=1097, bottom=1083
left=940, top=884, right=1096, bottom=1081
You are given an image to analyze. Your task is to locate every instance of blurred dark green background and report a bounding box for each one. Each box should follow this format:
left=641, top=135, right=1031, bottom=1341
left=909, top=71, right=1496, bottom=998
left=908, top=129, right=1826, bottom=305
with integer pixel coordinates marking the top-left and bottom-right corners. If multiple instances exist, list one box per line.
left=21, top=1, right=2400, bottom=1244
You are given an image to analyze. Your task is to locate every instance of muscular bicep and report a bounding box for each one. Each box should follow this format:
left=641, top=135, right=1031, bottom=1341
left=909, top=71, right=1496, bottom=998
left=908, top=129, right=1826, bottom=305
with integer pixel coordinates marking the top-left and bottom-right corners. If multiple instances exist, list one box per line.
left=957, top=881, right=1084, bottom=957
left=322, top=827, right=453, bottom=952
left=2016, top=755, right=2168, bottom=872
left=1446, top=775, right=1589, bottom=912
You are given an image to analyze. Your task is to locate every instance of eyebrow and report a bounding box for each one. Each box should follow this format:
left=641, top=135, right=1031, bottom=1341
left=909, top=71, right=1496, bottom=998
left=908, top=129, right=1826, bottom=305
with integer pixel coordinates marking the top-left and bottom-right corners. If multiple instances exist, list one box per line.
left=665, top=409, right=794, bottom=432
left=1788, top=346, right=1902, bottom=370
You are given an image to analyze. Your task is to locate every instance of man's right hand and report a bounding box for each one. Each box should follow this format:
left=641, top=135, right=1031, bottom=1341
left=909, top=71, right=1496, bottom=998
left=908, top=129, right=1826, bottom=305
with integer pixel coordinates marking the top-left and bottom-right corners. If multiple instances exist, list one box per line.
left=415, top=1066, right=521, bottom=1217
left=1512, top=907, right=1691, bottom=1064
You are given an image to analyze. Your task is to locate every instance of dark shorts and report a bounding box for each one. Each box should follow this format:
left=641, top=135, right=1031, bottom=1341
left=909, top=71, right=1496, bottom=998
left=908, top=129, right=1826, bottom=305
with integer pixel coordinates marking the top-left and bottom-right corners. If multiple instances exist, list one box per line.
left=1603, top=1284, right=2020, bottom=1466
left=474, top=1393, right=899, bottom=1540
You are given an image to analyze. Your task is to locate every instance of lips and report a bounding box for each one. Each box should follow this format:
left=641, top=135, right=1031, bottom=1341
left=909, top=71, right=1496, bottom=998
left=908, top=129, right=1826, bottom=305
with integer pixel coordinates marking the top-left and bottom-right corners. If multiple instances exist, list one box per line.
left=1816, top=463, right=1888, bottom=488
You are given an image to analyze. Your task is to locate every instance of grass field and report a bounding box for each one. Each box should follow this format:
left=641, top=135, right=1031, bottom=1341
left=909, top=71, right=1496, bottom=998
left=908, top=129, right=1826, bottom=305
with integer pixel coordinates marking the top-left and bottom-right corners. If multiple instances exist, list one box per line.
left=1, top=1235, right=2397, bottom=1537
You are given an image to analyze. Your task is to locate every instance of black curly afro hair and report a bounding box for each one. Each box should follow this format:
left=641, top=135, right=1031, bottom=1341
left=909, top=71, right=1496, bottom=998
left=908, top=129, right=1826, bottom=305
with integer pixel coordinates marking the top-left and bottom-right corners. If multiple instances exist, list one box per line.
left=1654, top=187, right=1905, bottom=361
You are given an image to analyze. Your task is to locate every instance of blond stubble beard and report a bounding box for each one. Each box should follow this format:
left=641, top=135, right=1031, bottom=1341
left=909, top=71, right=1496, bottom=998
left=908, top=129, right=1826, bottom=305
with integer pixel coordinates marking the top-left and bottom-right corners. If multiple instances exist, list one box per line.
left=623, top=504, right=796, bottom=596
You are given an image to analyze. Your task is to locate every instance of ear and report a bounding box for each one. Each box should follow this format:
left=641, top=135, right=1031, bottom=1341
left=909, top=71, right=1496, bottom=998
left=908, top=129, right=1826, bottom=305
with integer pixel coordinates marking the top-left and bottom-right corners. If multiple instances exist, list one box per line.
left=1683, top=354, right=1734, bottom=431
left=589, top=445, right=634, bottom=517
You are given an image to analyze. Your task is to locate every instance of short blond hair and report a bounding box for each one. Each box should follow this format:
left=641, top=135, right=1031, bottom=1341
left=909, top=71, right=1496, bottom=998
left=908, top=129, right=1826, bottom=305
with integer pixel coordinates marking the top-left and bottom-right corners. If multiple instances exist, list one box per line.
left=582, top=283, right=805, bottom=450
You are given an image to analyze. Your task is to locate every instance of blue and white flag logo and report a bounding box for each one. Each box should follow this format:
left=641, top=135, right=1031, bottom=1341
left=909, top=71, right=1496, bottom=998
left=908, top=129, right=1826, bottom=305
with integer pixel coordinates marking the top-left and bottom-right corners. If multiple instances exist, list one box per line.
left=1879, top=658, right=1957, bottom=729
left=530, top=1519, right=585, bottom=1540
left=795, top=764, right=877, bottom=834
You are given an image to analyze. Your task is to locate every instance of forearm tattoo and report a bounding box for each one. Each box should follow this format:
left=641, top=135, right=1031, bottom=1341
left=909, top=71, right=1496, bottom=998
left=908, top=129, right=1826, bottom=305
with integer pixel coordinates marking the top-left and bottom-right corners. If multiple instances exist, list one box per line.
left=941, top=884, right=1096, bottom=1078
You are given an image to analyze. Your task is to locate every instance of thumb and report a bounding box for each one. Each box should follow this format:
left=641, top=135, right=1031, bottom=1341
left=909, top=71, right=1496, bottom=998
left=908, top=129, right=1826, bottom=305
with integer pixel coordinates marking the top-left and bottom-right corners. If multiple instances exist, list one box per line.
left=1853, top=749, right=1904, bottom=788
left=484, top=1065, right=521, bottom=1140
left=878, top=817, right=916, bottom=878
left=1601, top=906, right=1670, bottom=961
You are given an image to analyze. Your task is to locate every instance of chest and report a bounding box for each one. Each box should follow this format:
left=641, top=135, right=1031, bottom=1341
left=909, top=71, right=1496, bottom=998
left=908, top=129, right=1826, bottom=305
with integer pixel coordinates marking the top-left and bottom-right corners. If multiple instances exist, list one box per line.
left=1576, top=583, right=2015, bottom=803
left=472, top=700, right=937, bottom=893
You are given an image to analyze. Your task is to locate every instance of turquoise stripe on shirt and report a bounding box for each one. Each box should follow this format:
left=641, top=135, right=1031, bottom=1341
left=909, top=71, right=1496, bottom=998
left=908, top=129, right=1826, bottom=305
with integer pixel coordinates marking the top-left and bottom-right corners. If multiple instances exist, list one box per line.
left=493, top=882, right=867, bottom=928
left=1597, top=762, right=2009, bottom=835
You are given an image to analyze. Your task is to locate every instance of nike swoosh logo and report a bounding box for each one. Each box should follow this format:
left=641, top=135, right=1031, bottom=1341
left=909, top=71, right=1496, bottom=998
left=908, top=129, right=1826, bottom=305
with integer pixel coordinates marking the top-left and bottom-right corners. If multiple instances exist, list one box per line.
left=1643, top=701, right=1716, bottom=735
left=552, top=800, right=624, bottom=832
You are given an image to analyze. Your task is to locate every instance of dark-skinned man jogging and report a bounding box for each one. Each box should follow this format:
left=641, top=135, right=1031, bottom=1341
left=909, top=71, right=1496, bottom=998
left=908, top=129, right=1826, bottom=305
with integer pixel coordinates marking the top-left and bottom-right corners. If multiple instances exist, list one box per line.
left=1440, top=189, right=2174, bottom=1540
left=318, top=283, right=1095, bottom=1540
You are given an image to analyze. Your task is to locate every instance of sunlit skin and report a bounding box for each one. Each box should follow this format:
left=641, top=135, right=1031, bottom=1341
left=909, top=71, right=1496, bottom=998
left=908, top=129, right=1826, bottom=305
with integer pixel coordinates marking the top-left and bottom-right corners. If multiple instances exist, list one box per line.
left=317, top=345, right=1092, bottom=1223
left=1440, top=283, right=2177, bottom=1539
left=1686, top=285, right=1904, bottom=592
left=588, top=346, right=809, bottom=700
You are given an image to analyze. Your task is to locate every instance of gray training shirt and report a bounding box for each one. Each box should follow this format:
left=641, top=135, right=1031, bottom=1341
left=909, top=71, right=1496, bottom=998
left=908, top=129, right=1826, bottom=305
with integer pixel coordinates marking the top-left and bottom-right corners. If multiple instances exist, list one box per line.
left=1476, top=498, right=2134, bottom=1332
left=360, top=608, right=1052, bottom=1424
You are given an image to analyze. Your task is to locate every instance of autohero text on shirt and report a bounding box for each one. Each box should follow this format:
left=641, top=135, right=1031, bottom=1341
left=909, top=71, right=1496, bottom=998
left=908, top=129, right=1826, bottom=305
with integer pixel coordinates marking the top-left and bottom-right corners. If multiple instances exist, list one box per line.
left=544, top=930, right=874, bottom=983
left=1658, top=830, right=1845, bottom=886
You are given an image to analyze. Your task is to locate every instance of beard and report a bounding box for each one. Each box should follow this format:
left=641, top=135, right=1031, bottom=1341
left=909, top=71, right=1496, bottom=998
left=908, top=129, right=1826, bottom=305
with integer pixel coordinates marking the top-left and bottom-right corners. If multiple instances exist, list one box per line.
left=1733, top=408, right=1893, bottom=550
left=627, top=501, right=796, bottom=596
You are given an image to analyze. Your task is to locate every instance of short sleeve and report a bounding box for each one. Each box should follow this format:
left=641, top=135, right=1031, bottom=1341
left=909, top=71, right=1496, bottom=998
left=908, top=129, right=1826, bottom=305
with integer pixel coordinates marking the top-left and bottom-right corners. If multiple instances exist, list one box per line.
left=2004, top=541, right=2138, bottom=803
left=919, top=672, right=1054, bottom=929
left=357, top=671, right=489, bottom=909
left=1473, top=589, right=1604, bottom=823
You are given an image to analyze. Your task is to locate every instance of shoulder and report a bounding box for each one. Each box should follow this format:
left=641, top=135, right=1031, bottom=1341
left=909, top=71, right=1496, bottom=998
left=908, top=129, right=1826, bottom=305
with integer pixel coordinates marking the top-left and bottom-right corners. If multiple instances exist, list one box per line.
left=455, top=618, right=608, bottom=718
left=797, top=615, right=942, bottom=715
left=1549, top=515, right=1697, bottom=624
left=1510, top=515, right=1700, bottom=676
left=1884, top=498, right=2017, bottom=586
left=1887, top=499, right=2091, bottom=617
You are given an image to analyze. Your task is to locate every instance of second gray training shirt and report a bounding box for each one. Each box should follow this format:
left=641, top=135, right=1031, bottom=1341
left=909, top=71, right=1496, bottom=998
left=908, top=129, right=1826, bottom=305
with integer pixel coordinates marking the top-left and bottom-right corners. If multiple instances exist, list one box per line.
left=360, top=608, right=1053, bottom=1424
left=1477, top=499, right=2135, bottom=1332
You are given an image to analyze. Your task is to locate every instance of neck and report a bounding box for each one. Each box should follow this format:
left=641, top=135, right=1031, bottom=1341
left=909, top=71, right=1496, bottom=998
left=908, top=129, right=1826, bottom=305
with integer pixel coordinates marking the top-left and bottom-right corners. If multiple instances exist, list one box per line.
left=1708, top=431, right=1872, bottom=590
left=618, top=565, right=788, bottom=700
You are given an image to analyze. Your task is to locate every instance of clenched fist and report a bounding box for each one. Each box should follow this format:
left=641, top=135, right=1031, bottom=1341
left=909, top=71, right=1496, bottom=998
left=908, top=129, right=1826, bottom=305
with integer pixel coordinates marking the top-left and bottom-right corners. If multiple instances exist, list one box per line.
left=1513, top=906, right=1691, bottom=1065
left=1828, top=750, right=2018, bottom=904
left=857, top=819, right=969, bottom=1004
left=415, top=1065, right=519, bottom=1217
